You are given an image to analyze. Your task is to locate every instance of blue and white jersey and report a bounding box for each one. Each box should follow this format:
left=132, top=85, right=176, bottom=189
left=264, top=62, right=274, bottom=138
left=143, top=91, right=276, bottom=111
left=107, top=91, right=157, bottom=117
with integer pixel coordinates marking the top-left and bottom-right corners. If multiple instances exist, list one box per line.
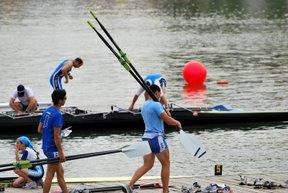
left=40, top=106, right=63, bottom=152
left=49, top=60, right=70, bottom=90
left=141, top=100, right=165, bottom=139
left=20, top=147, right=44, bottom=180
left=136, top=73, right=167, bottom=96
left=51, top=60, right=68, bottom=77
left=20, top=147, right=38, bottom=161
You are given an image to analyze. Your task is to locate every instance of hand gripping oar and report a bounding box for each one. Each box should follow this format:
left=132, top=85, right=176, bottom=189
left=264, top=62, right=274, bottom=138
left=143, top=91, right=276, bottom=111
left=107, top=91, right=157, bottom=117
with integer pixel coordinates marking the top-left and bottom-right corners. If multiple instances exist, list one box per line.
left=0, top=141, right=151, bottom=172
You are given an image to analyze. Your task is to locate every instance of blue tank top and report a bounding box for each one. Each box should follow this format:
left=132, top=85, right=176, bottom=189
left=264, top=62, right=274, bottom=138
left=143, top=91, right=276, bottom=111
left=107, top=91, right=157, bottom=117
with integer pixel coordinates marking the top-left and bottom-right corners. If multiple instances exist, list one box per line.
left=51, top=60, right=69, bottom=76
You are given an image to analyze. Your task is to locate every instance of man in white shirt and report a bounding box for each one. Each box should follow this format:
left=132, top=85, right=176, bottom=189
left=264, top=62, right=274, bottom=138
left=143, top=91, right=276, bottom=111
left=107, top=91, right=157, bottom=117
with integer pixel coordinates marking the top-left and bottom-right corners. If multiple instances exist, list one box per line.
left=9, top=85, right=38, bottom=114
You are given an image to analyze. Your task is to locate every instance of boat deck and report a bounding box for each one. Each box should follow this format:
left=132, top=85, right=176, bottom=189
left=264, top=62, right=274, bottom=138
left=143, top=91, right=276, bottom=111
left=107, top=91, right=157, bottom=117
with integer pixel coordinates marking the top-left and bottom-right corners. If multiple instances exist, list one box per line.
left=3, top=172, right=287, bottom=192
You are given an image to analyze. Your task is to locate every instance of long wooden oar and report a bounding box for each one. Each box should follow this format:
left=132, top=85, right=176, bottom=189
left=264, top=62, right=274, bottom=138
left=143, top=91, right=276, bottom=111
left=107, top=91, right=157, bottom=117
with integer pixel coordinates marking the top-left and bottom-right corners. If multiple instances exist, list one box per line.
left=0, top=141, right=151, bottom=172
left=87, top=11, right=206, bottom=158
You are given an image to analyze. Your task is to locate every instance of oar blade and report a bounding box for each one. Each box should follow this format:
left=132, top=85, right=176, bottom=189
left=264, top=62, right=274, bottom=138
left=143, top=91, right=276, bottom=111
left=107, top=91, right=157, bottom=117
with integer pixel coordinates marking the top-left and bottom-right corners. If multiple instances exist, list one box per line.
left=122, top=141, right=151, bottom=158
left=180, top=130, right=206, bottom=158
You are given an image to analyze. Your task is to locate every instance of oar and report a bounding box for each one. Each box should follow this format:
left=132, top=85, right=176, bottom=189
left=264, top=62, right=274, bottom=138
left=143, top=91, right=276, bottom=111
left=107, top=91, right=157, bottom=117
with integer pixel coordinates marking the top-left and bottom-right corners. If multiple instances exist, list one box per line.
left=179, top=130, right=206, bottom=158
left=61, top=126, right=72, bottom=138
left=0, top=141, right=151, bottom=172
left=87, top=11, right=206, bottom=158
left=88, top=11, right=157, bottom=102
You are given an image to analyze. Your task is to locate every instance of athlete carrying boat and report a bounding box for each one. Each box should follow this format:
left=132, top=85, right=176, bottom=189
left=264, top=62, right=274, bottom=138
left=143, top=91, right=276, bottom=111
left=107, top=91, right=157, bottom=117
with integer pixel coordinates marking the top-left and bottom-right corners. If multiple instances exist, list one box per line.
left=49, top=58, right=83, bottom=90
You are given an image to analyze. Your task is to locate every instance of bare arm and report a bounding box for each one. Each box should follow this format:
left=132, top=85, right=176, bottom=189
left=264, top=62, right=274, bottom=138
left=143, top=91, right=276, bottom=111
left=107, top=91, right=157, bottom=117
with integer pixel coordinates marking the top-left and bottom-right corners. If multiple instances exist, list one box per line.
left=61, top=62, right=73, bottom=83
left=160, top=95, right=171, bottom=116
left=15, top=147, right=20, bottom=161
left=54, top=128, right=66, bottom=162
left=128, top=95, right=139, bottom=111
left=160, top=111, right=181, bottom=129
left=37, top=122, right=43, bottom=133
left=26, top=97, right=37, bottom=112
left=9, top=98, right=22, bottom=113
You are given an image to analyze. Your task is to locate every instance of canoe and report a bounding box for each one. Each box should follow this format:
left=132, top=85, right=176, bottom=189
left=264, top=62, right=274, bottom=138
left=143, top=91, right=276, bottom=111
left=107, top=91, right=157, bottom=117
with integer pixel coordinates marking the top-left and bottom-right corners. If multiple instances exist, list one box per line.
left=0, top=103, right=287, bottom=133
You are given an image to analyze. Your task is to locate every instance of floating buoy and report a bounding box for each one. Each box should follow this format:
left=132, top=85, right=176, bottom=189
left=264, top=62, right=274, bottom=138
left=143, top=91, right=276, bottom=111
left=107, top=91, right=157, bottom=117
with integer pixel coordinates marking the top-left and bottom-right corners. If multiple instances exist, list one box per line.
left=182, top=60, right=207, bottom=85
left=217, top=79, right=229, bottom=84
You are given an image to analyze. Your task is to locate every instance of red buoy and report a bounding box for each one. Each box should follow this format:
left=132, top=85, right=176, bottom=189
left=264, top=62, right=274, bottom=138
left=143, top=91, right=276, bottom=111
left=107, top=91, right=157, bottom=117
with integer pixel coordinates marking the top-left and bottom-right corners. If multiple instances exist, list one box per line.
left=182, top=60, right=207, bottom=85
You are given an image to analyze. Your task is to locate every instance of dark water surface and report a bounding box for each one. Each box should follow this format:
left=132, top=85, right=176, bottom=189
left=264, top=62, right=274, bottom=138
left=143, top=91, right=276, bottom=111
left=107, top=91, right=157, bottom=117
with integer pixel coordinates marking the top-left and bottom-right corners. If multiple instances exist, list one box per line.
left=0, top=0, right=287, bottom=177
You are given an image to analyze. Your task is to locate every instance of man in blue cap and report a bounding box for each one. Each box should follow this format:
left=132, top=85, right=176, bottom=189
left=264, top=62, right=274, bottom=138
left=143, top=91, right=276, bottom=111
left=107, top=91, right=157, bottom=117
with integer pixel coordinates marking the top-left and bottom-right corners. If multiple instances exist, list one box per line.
left=9, top=85, right=38, bottom=114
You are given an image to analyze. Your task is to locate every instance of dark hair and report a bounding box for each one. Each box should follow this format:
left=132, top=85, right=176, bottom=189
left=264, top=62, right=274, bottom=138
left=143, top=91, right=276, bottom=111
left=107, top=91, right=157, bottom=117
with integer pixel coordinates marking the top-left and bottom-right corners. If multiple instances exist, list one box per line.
left=51, top=89, right=66, bottom=105
left=149, top=84, right=160, bottom=94
left=75, top=57, right=83, bottom=64
left=17, top=85, right=25, bottom=97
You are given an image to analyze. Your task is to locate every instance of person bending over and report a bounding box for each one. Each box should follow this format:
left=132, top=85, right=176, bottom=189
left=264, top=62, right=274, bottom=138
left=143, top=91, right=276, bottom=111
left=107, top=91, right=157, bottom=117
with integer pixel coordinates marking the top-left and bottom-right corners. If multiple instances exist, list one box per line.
left=9, top=85, right=38, bottom=114
left=49, top=58, right=83, bottom=90
left=128, top=73, right=170, bottom=115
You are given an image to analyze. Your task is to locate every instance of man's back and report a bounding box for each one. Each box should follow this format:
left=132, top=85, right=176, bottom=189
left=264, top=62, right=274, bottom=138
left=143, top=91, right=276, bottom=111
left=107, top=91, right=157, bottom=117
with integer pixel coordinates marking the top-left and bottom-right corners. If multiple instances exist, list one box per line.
left=141, top=100, right=165, bottom=134
left=40, top=106, right=63, bottom=152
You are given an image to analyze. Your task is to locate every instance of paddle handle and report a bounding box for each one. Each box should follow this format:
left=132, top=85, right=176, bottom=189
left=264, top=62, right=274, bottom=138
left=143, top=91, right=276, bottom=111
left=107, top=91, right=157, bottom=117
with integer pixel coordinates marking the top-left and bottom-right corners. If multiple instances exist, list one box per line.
left=0, top=149, right=122, bottom=172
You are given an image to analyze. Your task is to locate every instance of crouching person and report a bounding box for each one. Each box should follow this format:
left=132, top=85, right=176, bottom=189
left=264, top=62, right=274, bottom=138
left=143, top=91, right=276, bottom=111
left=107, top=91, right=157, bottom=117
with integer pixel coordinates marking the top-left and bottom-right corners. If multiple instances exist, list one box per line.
left=13, top=136, right=44, bottom=189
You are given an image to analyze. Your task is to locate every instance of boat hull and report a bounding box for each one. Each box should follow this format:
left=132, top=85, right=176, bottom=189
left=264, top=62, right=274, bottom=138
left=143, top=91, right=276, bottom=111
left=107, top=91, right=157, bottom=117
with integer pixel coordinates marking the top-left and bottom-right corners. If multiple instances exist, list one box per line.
left=0, top=106, right=288, bottom=133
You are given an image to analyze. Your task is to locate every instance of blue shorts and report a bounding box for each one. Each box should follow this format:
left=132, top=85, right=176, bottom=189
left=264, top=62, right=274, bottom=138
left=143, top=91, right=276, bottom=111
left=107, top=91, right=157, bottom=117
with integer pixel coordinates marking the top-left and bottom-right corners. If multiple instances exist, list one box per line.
left=142, top=136, right=168, bottom=154
left=28, top=165, right=44, bottom=181
left=19, top=102, right=28, bottom=111
left=43, top=151, right=59, bottom=159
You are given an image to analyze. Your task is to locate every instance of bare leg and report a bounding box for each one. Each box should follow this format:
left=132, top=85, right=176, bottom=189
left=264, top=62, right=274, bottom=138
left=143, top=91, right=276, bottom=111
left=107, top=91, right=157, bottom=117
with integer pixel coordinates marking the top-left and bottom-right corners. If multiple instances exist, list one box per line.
left=10, top=102, right=24, bottom=114
left=12, top=177, right=26, bottom=188
left=55, top=163, right=68, bottom=193
left=14, top=169, right=29, bottom=181
left=129, top=153, right=155, bottom=187
left=13, top=169, right=32, bottom=187
left=27, top=99, right=38, bottom=112
left=156, top=149, right=170, bottom=193
left=43, top=163, right=56, bottom=193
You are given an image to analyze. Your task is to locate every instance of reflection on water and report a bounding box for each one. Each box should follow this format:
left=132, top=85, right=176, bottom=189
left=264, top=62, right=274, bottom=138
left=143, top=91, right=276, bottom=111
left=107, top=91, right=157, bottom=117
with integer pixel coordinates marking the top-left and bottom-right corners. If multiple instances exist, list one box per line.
left=182, top=84, right=207, bottom=104
left=0, top=0, right=287, bottom=177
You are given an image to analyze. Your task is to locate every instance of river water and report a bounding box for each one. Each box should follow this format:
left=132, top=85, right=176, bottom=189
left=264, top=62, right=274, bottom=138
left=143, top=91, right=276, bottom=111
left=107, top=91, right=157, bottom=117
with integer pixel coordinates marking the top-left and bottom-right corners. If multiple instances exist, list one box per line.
left=0, top=0, right=287, bottom=178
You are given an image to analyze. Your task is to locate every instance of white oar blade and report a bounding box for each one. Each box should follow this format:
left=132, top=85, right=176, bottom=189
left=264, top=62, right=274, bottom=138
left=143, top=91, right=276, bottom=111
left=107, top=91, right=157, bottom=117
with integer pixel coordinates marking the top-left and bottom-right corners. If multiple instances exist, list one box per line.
left=61, top=127, right=72, bottom=138
left=180, top=130, right=206, bottom=158
left=122, top=141, right=151, bottom=158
